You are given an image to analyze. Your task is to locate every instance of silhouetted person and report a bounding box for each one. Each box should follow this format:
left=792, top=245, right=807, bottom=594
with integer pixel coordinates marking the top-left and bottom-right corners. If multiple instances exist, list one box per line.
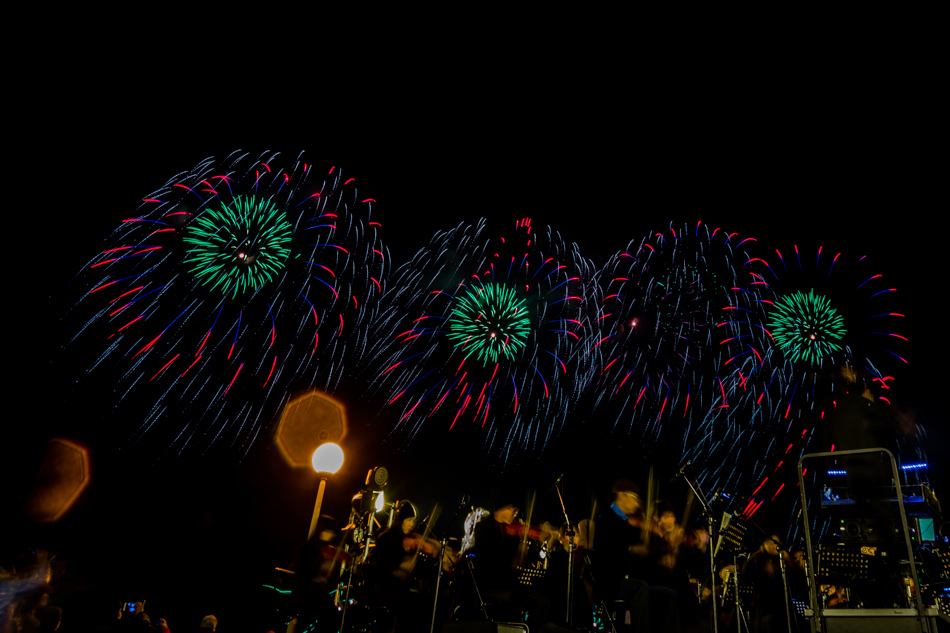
left=542, top=519, right=594, bottom=628
left=743, top=535, right=791, bottom=633
left=821, top=366, right=893, bottom=505
left=35, top=605, right=61, bottom=632
left=594, top=478, right=678, bottom=632
left=472, top=490, right=549, bottom=625
left=371, top=500, right=434, bottom=630
left=116, top=602, right=151, bottom=633
left=290, top=515, right=342, bottom=633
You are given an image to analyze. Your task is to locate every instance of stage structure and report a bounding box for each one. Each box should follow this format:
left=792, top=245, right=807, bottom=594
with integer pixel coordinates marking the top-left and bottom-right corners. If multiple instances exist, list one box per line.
left=797, top=448, right=939, bottom=633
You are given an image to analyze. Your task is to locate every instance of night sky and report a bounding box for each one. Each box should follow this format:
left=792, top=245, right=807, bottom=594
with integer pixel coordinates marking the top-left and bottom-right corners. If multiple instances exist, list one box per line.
left=8, top=38, right=945, bottom=631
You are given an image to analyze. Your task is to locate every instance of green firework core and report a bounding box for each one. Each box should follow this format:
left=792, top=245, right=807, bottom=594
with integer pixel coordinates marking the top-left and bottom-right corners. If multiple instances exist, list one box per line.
left=446, top=283, right=531, bottom=365
left=183, top=196, right=293, bottom=296
left=769, top=289, right=846, bottom=364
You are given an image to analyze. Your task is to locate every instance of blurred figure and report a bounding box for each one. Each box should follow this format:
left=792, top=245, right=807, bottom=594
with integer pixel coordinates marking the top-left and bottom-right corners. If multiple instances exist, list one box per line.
left=290, top=515, right=343, bottom=633
left=34, top=604, right=61, bottom=632
left=744, top=535, right=791, bottom=632
left=12, top=592, right=46, bottom=633
left=116, top=602, right=151, bottom=633
left=371, top=500, right=436, bottom=630
left=12, top=596, right=61, bottom=633
left=653, top=504, right=678, bottom=538
left=373, top=500, right=425, bottom=585
left=652, top=502, right=684, bottom=573
left=198, top=614, right=217, bottom=631
left=154, top=617, right=170, bottom=633
left=788, top=548, right=809, bottom=603
left=116, top=601, right=153, bottom=633
left=542, top=519, right=594, bottom=628
left=821, top=365, right=893, bottom=504
left=716, top=561, right=740, bottom=630
left=822, top=584, right=849, bottom=608
left=1, top=548, right=52, bottom=633
left=472, top=489, right=549, bottom=625
left=651, top=502, right=709, bottom=631
left=472, top=491, right=522, bottom=618
left=595, top=479, right=650, bottom=631
left=594, top=479, right=678, bottom=632
left=821, top=484, right=839, bottom=502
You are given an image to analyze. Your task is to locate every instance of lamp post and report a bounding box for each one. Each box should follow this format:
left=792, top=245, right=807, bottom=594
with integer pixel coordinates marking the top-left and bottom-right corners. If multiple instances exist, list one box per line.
left=307, top=442, right=344, bottom=540
left=288, top=442, right=344, bottom=633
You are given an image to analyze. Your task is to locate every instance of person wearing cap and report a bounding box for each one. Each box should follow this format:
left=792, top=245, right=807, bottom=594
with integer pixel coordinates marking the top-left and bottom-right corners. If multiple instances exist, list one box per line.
left=290, top=515, right=342, bottom=632
left=373, top=500, right=421, bottom=584
left=595, top=478, right=678, bottom=632
left=471, top=490, right=550, bottom=624
left=472, top=491, right=521, bottom=604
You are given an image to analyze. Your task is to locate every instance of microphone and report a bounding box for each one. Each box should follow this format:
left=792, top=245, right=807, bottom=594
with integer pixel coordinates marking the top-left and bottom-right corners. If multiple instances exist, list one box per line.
left=554, top=473, right=565, bottom=486
left=670, top=461, right=691, bottom=482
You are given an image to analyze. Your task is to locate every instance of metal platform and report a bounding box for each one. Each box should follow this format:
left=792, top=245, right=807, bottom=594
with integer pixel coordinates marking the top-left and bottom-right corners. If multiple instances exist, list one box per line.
left=803, top=607, right=939, bottom=633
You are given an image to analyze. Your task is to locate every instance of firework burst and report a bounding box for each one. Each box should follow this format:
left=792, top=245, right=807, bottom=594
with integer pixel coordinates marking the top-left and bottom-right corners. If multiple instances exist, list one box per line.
left=370, top=218, right=598, bottom=464
left=69, top=151, right=388, bottom=459
left=591, top=222, right=766, bottom=446
left=587, top=222, right=832, bottom=507
left=768, top=289, right=846, bottom=365
left=445, top=283, right=532, bottom=365
left=182, top=195, right=293, bottom=296
left=724, top=244, right=911, bottom=520
left=751, top=244, right=908, bottom=373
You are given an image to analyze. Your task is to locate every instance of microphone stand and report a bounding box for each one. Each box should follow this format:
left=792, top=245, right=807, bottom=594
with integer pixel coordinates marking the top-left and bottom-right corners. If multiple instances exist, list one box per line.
left=466, top=556, right=491, bottom=621
left=553, top=478, right=575, bottom=628
left=340, top=507, right=372, bottom=633
left=679, top=471, right=719, bottom=633
left=731, top=553, right=747, bottom=633
left=744, top=513, right=797, bottom=633
left=582, top=551, right=619, bottom=633
left=770, top=536, right=796, bottom=633
left=429, top=498, right=469, bottom=633
left=339, top=552, right=357, bottom=633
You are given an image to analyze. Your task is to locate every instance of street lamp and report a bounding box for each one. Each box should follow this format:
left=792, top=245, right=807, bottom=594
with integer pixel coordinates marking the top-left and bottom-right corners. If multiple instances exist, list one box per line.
left=288, top=443, right=345, bottom=633
left=307, top=442, right=344, bottom=540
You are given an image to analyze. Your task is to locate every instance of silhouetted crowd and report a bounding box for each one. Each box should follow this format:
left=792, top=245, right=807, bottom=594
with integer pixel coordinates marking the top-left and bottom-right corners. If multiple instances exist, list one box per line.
left=0, top=548, right=219, bottom=633
left=283, top=477, right=813, bottom=632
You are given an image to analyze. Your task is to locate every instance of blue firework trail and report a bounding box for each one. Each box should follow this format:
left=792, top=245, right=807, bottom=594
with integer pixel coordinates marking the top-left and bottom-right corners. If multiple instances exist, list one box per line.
left=590, top=222, right=810, bottom=501
left=369, top=217, right=599, bottom=464
left=592, top=224, right=763, bottom=431
left=69, top=151, right=388, bottom=459
left=750, top=244, right=908, bottom=374
left=729, top=244, right=911, bottom=521
left=62, top=150, right=918, bottom=528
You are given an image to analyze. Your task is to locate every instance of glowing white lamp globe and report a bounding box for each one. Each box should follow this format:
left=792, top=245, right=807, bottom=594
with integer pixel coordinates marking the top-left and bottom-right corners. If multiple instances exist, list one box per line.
left=311, top=442, right=344, bottom=475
